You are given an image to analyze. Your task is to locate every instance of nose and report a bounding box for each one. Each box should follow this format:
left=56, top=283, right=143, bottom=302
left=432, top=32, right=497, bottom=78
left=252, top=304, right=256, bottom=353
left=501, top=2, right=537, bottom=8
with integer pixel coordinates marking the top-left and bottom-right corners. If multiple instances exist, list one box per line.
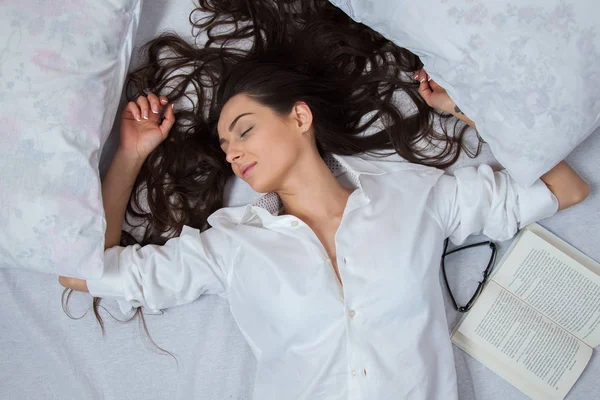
left=225, top=143, right=243, bottom=164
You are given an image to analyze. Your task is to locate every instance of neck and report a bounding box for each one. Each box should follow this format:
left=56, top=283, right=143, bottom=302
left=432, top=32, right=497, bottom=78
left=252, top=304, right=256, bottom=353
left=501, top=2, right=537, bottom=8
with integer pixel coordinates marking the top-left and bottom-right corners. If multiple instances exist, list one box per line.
left=276, top=153, right=353, bottom=224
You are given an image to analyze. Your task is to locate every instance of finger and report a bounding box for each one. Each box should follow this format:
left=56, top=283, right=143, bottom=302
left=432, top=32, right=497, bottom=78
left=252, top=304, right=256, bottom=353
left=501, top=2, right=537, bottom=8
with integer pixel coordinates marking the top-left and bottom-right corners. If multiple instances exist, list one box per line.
left=429, top=80, right=446, bottom=95
left=413, top=69, right=426, bottom=83
left=126, top=101, right=142, bottom=122
left=136, top=96, right=150, bottom=120
left=146, top=93, right=161, bottom=115
left=159, top=96, right=169, bottom=106
left=159, top=103, right=176, bottom=138
left=421, top=69, right=432, bottom=82
left=418, top=79, right=433, bottom=103
left=414, top=69, right=429, bottom=83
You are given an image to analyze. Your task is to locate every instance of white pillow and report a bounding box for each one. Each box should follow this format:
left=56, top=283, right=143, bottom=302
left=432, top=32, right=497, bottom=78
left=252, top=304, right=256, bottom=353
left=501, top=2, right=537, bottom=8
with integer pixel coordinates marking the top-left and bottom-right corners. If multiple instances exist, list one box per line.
left=331, top=0, right=600, bottom=187
left=0, top=0, right=142, bottom=278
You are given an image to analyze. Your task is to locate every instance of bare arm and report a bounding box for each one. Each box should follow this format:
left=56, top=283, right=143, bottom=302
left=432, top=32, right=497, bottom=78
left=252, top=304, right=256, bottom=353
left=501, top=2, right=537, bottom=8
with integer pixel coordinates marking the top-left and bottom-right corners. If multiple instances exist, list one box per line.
left=59, top=94, right=175, bottom=292
left=539, top=161, right=590, bottom=210
left=449, top=104, right=477, bottom=131
left=102, top=149, right=145, bottom=249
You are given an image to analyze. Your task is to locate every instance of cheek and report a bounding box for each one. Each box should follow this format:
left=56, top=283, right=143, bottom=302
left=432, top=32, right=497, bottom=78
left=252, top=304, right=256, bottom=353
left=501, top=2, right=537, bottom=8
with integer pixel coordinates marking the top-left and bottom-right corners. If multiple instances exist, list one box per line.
left=252, top=124, right=298, bottom=163
left=260, top=134, right=299, bottom=168
left=249, top=129, right=300, bottom=190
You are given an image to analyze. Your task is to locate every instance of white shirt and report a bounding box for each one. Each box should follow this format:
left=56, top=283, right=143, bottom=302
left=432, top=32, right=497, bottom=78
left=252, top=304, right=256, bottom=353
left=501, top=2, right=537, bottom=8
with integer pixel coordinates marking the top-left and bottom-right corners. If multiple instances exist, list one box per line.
left=88, top=154, right=559, bottom=400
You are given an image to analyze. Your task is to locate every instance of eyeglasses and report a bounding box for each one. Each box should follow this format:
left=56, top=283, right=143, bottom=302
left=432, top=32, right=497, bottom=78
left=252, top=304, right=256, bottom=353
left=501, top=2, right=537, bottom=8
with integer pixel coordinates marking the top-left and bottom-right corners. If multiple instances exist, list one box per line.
left=440, top=238, right=497, bottom=313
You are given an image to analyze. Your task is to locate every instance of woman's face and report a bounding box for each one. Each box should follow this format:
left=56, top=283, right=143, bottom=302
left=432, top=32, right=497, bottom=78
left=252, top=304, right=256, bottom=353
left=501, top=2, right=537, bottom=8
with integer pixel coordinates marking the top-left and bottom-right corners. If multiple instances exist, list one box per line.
left=217, top=93, right=313, bottom=193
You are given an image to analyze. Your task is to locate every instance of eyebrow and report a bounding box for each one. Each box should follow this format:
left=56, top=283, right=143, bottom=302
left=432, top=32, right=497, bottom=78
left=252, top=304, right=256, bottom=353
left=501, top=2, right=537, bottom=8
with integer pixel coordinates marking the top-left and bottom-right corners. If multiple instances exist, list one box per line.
left=219, top=112, right=253, bottom=146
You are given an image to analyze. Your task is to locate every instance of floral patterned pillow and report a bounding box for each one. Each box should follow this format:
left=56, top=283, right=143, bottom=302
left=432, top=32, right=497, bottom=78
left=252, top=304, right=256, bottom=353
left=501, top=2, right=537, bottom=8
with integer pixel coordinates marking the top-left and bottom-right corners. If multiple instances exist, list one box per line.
left=0, top=0, right=142, bottom=278
left=331, top=0, right=600, bottom=187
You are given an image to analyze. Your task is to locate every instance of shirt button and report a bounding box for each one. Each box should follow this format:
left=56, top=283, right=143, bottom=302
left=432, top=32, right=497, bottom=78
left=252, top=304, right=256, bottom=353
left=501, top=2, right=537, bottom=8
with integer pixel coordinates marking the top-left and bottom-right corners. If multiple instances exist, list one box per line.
left=343, top=257, right=348, bottom=264
left=351, top=369, right=356, bottom=376
left=348, top=310, right=356, bottom=318
left=291, top=220, right=299, bottom=227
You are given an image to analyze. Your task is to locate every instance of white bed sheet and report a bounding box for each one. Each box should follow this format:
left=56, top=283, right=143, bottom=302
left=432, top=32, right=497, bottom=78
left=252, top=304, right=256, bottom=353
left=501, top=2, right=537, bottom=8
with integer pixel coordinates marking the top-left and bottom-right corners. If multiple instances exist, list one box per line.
left=2, top=1, right=599, bottom=399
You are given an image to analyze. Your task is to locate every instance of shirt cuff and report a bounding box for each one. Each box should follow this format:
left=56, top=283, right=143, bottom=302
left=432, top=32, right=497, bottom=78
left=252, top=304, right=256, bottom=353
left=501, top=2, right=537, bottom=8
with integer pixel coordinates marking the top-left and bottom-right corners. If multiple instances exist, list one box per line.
left=86, top=246, right=133, bottom=315
left=517, top=178, right=559, bottom=228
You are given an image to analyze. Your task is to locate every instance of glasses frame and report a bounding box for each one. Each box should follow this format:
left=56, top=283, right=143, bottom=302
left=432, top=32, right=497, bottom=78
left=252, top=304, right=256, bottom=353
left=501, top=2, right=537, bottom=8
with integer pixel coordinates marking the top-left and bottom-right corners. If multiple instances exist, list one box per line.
left=441, top=238, right=497, bottom=313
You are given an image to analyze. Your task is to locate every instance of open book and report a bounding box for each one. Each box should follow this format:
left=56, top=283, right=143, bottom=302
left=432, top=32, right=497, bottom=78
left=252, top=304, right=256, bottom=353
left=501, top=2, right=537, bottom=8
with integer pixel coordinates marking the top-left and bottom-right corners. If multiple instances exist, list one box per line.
left=451, top=223, right=600, bottom=400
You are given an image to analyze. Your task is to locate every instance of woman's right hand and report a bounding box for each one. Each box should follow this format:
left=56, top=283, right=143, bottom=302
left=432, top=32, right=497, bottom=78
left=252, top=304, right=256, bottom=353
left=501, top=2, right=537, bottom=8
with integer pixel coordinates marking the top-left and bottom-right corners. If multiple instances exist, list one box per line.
left=120, top=94, right=176, bottom=160
left=58, top=276, right=89, bottom=293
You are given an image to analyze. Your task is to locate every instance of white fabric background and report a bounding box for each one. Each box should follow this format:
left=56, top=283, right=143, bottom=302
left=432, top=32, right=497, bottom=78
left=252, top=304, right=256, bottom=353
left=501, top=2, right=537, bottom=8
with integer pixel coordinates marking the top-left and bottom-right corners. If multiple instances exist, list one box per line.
left=1, top=1, right=598, bottom=399
left=0, top=0, right=142, bottom=279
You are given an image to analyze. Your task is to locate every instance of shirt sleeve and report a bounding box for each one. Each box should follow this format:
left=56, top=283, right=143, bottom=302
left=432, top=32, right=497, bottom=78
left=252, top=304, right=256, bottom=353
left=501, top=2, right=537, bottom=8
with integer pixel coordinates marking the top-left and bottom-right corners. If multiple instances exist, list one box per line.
left=426, top=165, right=559, bottom=244
left=86, top=225, right=234, bottom=314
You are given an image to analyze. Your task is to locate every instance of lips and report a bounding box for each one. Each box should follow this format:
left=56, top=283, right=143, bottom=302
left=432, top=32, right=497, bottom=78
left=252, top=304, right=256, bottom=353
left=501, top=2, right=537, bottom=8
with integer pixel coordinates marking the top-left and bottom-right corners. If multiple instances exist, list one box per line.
left=241, top=162, right=257, bottom=178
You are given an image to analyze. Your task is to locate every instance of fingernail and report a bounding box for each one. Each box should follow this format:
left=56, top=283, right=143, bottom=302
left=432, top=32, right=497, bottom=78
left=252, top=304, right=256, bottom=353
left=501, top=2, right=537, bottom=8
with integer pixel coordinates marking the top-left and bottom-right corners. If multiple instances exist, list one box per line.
left=160, top=98, right=168, bottom=104
left=135, top=115, right=141, bottom=122
left=420, top=78, right=425, bottom=83
left=427, top=77, right=432, bottom=81
left=143, top=110, right=148, bottom=119
left=171, top=104, right=174, bottom=110
left=152, top=105, right=159, bottom=114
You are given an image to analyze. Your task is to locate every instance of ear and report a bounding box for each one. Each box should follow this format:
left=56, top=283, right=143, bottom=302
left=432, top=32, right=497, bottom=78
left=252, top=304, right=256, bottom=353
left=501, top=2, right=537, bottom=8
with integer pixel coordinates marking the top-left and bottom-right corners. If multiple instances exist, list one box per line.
left=291, top=101, right=313, bottom=132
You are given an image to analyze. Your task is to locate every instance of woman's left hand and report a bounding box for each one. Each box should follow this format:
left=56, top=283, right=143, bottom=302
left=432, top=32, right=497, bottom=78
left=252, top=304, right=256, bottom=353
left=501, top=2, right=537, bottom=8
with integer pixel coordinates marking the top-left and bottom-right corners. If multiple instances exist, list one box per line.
left=414, top=69, right=477, bottom=130
left=414, top=69, right=456, bottom=114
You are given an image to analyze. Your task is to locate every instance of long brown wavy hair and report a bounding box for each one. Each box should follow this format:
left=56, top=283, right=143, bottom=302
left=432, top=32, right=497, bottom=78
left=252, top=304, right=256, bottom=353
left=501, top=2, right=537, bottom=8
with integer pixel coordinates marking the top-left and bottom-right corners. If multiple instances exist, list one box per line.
left=63, top=0, right=478, bottom=354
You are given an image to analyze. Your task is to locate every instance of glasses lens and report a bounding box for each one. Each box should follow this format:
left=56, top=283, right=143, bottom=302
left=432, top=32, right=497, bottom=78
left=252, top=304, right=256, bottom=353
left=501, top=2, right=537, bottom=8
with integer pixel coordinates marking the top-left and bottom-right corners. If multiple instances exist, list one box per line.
left=442, top=241, right=495, bottom=310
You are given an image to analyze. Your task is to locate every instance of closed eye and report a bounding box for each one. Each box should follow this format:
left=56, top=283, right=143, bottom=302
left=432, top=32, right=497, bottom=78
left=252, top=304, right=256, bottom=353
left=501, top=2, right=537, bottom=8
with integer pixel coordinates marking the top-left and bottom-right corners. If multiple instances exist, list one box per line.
left=241, top=126, right=253, bottom=138
left=219, top=126, right=253, bottom=152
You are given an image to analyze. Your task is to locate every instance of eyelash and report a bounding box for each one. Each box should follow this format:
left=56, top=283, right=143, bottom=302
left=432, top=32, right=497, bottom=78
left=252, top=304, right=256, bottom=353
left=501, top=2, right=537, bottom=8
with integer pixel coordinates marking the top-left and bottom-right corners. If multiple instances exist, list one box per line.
left=241, top=127, right=253, bottom=138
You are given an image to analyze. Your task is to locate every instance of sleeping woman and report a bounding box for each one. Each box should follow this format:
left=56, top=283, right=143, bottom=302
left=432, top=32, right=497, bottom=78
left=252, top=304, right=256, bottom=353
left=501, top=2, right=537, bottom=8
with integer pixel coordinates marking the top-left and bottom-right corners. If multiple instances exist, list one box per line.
left=60, top=1, right=589, bottom=399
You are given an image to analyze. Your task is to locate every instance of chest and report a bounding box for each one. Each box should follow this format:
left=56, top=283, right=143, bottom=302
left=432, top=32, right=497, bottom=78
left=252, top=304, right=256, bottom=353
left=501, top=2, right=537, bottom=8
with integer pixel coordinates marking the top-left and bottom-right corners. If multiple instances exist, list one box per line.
left=223, top=197, right=445, bottom=350
left=309, top=219, right=342, bottom=285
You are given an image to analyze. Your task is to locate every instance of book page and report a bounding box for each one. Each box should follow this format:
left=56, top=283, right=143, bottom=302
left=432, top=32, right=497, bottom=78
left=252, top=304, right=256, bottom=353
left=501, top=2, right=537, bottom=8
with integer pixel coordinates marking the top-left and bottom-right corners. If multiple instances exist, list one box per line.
left=491, top=229, right=600, bottom=347
left=453, top=282, right=592, bottom=400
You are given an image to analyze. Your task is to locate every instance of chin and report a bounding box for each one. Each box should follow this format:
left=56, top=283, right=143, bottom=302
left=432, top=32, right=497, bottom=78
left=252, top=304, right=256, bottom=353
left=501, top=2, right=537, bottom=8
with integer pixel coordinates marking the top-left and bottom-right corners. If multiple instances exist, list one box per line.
left=245, top=174, right=278, bottom=194
left=242, top=165, right=283, bottom=194
left=247, top=181, right=272, bottom=194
